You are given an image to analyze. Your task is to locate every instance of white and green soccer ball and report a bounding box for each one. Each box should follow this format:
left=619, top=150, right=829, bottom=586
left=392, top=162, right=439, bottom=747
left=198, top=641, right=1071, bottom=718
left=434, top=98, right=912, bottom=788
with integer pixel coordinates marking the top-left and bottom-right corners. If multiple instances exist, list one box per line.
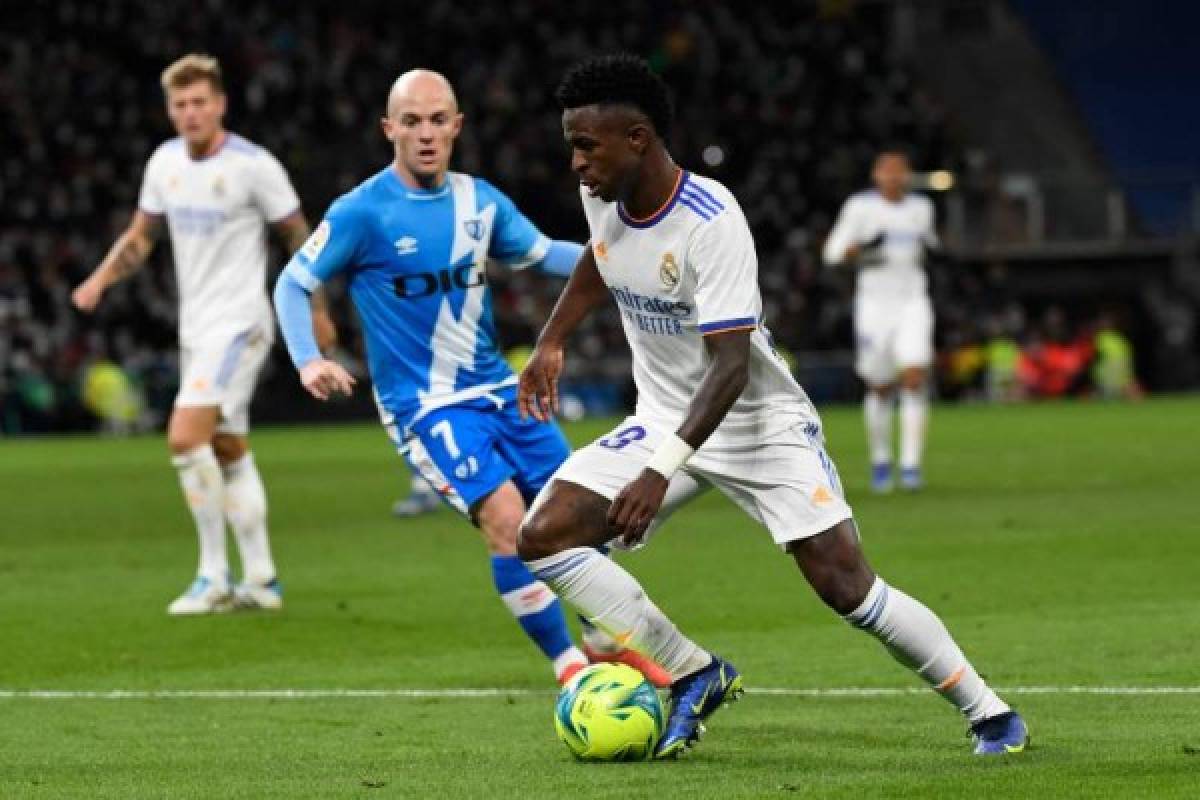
left=554, top=663, right=664, bottom=762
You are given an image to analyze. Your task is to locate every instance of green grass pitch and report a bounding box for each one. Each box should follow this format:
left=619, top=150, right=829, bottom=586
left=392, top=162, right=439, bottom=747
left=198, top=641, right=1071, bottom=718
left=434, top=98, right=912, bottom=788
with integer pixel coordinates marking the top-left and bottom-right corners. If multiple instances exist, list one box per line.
left=2, top=398, right=1199, bottom=798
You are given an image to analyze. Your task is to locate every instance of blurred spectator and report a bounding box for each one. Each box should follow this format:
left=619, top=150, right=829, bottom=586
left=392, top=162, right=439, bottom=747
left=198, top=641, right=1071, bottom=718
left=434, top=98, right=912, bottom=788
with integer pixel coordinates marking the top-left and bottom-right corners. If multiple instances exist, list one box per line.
left=1091, top=312, right=1144, bottom=400
left=1017, top=306, right=1094, bottom=398
left=1, top=0, right=955, bottom=431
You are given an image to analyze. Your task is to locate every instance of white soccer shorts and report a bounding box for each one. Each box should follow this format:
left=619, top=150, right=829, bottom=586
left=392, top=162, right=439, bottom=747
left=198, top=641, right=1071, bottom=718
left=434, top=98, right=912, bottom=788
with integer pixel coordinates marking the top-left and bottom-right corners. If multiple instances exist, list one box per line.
left=854, top=294, right=934, bottom=387
left=542, top=416, right=853, bottom=549
left=174, top=325, right=272, bottom=435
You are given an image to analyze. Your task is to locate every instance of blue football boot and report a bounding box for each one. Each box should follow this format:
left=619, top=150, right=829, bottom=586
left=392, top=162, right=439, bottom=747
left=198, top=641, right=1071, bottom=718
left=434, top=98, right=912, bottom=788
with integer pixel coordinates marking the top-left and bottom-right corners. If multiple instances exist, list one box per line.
left=899, top=466, right=923, bottom=492
left=653, top=655, right=744, bottom=759
left=870, top=462, right=894, bottom=494
left=970, top=711, right=1028, bottom=755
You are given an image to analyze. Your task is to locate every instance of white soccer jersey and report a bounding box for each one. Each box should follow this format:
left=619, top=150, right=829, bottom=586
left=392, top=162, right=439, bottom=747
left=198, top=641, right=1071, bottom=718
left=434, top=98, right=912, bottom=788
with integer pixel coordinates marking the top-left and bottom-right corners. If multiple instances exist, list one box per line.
left=822, top=190, right=938, bottom=300
left=138, top=133, right=300, bottom=343
left=580, top=171, right=818, bottom=447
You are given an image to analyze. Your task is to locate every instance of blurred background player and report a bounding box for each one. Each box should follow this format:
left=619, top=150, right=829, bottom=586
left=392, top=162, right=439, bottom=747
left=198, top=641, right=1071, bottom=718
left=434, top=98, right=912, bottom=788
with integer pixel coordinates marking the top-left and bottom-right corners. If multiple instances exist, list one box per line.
left=392, top=471, right=443, bottom=518
left=71, top=54, right=334, bottom=614
left=273, top=69, right=667, bottom=687
left=823, top=150, right=938, bottom=493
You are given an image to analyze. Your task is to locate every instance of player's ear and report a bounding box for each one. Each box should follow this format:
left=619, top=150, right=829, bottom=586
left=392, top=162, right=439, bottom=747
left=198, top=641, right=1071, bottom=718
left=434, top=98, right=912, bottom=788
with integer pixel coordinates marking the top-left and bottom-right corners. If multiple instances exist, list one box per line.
left=627, top=123, right=652, bottom=155
left=451, top=112, right=464, bottom=137
left=380, top=115, right=394, bottom=142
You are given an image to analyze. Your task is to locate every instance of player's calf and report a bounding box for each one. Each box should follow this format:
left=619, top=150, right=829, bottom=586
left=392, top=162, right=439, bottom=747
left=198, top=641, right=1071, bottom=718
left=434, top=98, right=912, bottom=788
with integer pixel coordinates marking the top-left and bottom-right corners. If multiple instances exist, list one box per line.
left=792, top=522, right=1019, bottom=748
left=787, top=520, right=877, bottom=615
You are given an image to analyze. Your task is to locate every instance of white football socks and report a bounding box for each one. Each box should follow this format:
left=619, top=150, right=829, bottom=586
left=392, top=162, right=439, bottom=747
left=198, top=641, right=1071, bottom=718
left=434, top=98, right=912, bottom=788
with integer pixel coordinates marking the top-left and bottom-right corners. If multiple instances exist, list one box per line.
left=220, top=452, right=276, bottom=586
left=527, top=547, right=712, bottom=681
left=899, top=388, right=928, bottom=471
left=171, top=445, right=228, bottom=583
left=864, top=390, right=894, bottom=466
left=846, top=577, right=1009, bottom=724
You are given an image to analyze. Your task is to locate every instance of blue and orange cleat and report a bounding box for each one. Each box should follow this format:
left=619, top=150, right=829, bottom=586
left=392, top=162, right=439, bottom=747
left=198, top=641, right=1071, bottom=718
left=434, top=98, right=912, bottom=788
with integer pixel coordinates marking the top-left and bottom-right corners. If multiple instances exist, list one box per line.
left=870, top=462, right=893, bottom=494
left=970, top=711, right=1028, bottom=755
left=653, top=655, right=743, bottom=759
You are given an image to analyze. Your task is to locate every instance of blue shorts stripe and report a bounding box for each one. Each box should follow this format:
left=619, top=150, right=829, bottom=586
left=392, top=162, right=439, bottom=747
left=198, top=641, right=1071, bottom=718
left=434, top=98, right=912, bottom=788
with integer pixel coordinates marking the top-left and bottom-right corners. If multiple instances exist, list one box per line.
left=214, top=331, right=251, bottom=389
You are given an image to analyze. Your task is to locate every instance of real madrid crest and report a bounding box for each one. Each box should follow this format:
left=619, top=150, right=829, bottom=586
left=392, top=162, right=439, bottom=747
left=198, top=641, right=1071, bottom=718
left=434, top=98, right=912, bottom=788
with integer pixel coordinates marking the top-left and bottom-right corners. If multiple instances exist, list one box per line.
left=212, top=175, right=226, bottom=197
left=659, top=252, right=680, bottom=289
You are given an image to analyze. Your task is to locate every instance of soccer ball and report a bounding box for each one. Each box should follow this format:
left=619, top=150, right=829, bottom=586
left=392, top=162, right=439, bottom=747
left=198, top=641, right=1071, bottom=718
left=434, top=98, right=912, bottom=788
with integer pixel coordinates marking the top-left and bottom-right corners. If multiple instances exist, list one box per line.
left=554, top=663, right=664, bottom=761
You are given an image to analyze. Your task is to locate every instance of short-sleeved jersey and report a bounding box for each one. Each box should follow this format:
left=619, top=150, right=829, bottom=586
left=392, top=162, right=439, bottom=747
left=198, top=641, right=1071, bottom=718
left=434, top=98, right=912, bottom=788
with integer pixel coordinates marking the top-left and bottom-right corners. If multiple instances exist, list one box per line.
left=821, top=190, right=938, bottom=301
left=581, top=170, right=818, bottom=447
left=139, top=133, right=300, bottom=344
left=285, top=167, right=551, bottom=432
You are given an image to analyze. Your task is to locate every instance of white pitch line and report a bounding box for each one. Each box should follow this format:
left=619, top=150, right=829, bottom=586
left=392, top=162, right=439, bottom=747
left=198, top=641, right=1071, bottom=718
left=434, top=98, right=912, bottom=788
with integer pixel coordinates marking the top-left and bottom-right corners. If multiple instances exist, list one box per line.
left=2, top=686, right=1199, bottom=700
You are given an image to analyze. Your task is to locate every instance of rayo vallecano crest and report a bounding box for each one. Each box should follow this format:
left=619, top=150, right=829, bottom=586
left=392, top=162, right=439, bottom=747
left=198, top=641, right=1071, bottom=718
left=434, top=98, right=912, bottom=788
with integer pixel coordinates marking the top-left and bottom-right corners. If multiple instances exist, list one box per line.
left=464, top=217, right=485, bottom=241
left=659, top=252, right=680, bottom=289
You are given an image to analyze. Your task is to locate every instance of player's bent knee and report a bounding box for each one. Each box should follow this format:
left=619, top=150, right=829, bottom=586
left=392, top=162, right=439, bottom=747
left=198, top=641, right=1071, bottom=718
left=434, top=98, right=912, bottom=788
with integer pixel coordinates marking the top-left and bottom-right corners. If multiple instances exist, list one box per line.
left=211, top=434, right=247, bottom=465
left=516, top=508, right=562, bottom=562
left=789, top=520, right=876, bottom=615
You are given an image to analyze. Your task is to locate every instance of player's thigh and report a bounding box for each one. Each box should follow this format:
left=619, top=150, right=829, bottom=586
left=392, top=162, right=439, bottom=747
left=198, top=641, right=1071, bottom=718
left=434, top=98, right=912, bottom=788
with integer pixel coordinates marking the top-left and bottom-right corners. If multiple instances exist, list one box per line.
left=894, top=296, right=934, bottom=372
left=854, top=308, right=900, bottom=386
left=692, top=423, right=853, bottom=549
left=214, top=327, right=271, bottom=436
left=175, top=327, right=267, bottom=438
left=401, top=406, right=515, bottom=519
left=540, top=417, right=708, bottom=550
left=493, top=403, right=572, bottom=505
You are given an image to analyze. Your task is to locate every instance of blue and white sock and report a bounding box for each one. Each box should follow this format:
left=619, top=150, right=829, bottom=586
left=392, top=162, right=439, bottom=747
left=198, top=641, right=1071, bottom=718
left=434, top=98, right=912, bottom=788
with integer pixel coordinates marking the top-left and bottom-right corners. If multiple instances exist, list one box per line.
left=526, top=547, right=711, bottom=681
left=491, top=554, right=585, bottom=683
left=845, top=577, right=1009, bottom=723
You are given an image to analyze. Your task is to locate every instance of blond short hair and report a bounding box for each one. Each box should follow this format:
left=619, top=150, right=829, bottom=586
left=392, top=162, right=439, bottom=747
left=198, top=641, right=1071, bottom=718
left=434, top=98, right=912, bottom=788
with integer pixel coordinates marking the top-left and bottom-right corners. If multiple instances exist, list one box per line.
left=160, top=54, right=223, bottom=93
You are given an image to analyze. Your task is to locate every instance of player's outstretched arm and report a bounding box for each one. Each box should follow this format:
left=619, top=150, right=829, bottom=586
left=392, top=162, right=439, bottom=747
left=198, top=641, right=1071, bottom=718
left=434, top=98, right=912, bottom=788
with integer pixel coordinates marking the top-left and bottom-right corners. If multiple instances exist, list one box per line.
left=72, top=211, right=161, bottom=312
left=532, top=240, right=585, bottom=278
left=273, top=269, right=355, bottom=401
left=518, top=244, right=608, bottom=421
left=608, top=330, right=751, bottom=545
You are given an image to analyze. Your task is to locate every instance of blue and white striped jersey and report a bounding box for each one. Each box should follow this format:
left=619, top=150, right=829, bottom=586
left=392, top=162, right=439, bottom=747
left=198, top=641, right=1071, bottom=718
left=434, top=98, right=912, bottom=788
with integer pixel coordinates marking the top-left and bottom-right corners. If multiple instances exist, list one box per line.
left=284, top=167, right=551, bottom=430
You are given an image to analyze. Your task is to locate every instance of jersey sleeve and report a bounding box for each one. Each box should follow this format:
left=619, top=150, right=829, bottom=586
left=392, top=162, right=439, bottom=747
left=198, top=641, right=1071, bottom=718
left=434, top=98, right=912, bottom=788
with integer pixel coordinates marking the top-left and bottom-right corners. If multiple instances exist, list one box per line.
left=282, top=198, right=363, bottom=290
left=484, top=182, right=550, bottom=270
left=137, top=151, right=166, bottom=216
left=821, top=196, right=861, bottom=266
left=251, top=149, right=302, bottom=223
left=920, top=196, right=941, bottom=249
left=688, top=208, right=761, bottom=335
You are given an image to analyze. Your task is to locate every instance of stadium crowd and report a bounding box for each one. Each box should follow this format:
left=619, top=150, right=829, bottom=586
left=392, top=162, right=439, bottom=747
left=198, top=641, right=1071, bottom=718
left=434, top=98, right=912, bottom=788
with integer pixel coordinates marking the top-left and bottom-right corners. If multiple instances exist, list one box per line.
left=0, top=0, right=1138, bottom=433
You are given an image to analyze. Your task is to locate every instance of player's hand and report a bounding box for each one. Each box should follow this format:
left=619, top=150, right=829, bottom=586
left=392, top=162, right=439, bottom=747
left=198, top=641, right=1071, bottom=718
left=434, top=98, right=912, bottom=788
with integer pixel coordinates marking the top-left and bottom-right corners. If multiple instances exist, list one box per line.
left=299, top=358, right=356, bottom=401
left=71, top=277, right=105, bottom=313
left=518, top=343, right=564, bottom=422
left=608, top=469, right=669, bottom=547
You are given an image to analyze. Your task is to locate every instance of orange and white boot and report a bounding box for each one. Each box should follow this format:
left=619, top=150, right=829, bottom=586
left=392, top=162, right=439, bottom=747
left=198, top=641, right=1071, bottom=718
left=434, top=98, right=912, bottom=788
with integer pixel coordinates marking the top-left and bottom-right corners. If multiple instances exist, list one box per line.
left=580, top=624, right=672, bottom=688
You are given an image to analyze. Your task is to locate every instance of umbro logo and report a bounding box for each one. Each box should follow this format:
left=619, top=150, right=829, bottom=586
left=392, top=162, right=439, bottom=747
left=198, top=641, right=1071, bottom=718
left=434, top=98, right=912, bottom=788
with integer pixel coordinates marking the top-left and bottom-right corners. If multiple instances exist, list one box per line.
left=395, top=236, right=419, bottom=256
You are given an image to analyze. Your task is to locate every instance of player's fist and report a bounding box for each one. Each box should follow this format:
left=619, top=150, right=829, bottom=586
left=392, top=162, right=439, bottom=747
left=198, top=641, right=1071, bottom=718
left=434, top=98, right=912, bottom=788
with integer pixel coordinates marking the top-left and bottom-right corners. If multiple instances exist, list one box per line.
left=71, top=278, right=104, bottom=313
left=299, top=358, right=356, bottom=401
left=609, top=469, right=669, bottom=547
left=518, top=343, right=564, bottom=422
